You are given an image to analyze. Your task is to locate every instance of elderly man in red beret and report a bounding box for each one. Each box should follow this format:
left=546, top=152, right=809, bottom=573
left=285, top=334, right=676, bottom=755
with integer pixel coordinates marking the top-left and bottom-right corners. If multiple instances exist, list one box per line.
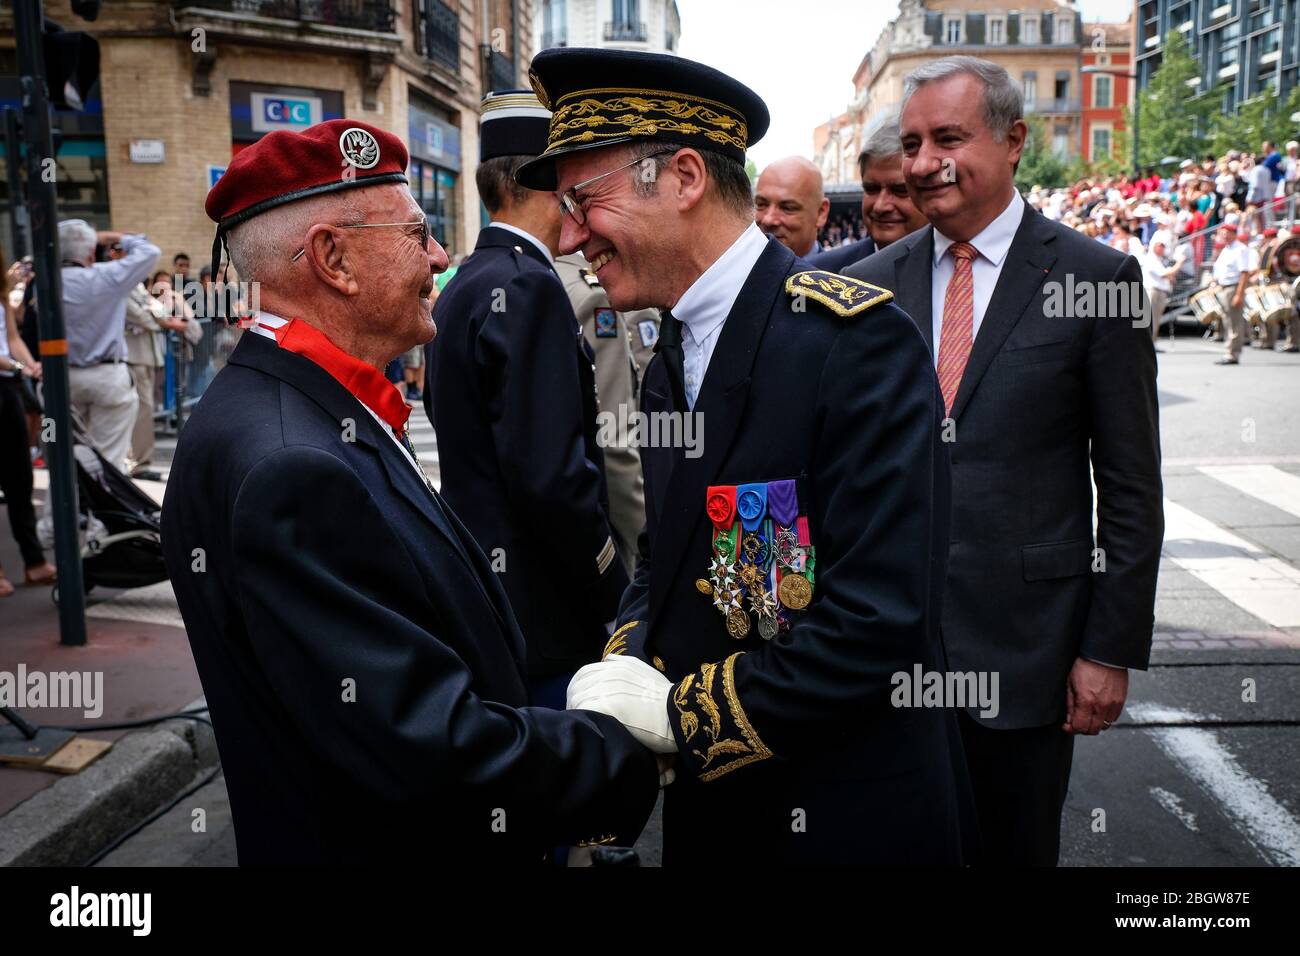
left=161, top=119, right=661, bottom=866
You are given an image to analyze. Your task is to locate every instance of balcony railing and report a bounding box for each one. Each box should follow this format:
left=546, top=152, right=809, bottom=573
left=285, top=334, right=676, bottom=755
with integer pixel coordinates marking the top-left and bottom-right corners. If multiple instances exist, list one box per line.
left=1026, top=97, right=1081, bottom=114
left=485, top=48, right=516, bottom=92
left=178, top=1, right=397, bottom=32
left=604, top=20, right=647, bottom=42
left=421, top=0, right=459, bottom=72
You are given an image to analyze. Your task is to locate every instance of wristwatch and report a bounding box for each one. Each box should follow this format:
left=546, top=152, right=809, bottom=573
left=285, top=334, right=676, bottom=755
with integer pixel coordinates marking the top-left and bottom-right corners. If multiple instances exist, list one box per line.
left=7, top=360, right=23, bottom=373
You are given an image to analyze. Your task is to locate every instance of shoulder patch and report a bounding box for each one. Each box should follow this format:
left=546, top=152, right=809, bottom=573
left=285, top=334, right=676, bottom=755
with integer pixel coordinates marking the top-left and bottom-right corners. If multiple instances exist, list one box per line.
left=579, top=268, right=601, bottom=288
left=785, top=270, right=893, bottom=318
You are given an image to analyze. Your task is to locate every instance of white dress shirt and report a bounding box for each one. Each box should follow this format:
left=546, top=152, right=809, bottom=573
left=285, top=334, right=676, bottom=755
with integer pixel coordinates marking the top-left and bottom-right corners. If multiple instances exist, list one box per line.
left=249, top=312, right=428, bottom=482
left=672, top=222, right=768, bottom=409
left=931, top=192, right=1023, bottom=367
left=1212, top=241, right=1257, bottom=287
left=488, top=220, right=554, bottom=266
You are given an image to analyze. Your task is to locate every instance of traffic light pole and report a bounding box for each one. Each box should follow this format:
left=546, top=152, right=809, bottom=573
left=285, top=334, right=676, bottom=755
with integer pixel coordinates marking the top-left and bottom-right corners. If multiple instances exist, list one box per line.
left=3, top=108, right=29, bottom=259
left=14, top=0, right=87, bottom=646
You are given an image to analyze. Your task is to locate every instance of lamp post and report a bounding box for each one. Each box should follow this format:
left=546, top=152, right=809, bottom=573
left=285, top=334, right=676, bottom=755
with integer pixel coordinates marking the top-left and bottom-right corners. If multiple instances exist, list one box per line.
left=1083, top=65, right=1141, bottom=174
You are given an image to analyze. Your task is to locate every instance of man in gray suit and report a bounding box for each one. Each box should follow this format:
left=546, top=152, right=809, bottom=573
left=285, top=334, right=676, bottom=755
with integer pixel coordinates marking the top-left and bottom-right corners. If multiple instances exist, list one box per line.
left=847, top=56, right=1162, bottom=865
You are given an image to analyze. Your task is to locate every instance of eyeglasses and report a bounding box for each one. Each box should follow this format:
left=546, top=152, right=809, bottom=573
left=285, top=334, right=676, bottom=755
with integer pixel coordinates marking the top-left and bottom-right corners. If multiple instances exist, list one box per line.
left=557, top=150, right=676, bottom=225
left=291, top=215, right=430, bottom=262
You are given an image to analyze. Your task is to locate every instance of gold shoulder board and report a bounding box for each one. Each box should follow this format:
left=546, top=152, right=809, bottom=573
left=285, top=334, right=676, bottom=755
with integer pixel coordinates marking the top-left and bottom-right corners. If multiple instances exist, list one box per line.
left=785, top=270, right=893, bottom=318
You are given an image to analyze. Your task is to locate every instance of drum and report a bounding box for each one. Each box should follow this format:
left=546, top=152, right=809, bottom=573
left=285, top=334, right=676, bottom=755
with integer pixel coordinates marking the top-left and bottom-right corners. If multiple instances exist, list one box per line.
left=1190, top=287, right=1227, bottom=325
left=1249, top=282, right=1295, bottom=326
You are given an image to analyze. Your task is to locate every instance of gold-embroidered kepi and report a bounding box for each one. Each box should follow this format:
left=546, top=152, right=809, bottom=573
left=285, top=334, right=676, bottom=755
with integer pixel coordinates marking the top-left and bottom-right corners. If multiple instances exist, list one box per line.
left=515, top=47, right=770, bottom=191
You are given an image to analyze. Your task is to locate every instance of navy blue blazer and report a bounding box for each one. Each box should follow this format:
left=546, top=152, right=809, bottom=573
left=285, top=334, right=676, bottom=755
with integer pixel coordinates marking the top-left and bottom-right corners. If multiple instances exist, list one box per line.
left=425, top=226, right=628, bottom=678
left=614, top=237, right=969, bottom=865
left=161, top=331, right=657, bottom=865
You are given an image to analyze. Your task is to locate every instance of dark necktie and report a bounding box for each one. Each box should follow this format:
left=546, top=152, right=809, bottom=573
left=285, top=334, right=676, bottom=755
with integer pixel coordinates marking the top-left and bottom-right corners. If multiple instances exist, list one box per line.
left=655, top=309, right=688, bottom=412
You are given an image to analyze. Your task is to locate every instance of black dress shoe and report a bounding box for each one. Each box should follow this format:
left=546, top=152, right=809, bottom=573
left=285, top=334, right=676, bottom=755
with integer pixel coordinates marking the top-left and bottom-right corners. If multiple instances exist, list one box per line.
left=131, top=468, right=163, bottom=481
left=1214, top=357, right=1239, bottom=365
left=590, top=846, right=640, bottom=866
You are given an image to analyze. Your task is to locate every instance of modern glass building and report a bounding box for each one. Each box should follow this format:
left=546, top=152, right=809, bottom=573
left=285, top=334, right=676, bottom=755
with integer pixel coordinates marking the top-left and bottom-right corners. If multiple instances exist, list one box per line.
left=1135, top=0, right=1299, bottom=113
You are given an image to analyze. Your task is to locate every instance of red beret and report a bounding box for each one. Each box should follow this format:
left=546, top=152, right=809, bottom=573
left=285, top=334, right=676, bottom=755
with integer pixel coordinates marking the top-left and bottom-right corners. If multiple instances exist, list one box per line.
left=206, top=119, right=407, bottom=232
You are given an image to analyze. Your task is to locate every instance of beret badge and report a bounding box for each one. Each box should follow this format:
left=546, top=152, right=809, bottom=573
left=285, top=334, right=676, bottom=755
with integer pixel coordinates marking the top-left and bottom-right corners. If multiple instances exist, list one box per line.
left=339, top=127, right=380, bottom=170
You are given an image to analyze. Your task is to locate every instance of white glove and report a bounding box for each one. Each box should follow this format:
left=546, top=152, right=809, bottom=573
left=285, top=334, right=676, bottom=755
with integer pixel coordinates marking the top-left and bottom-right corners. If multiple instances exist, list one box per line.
left=567, top=655, right=678, bottom=754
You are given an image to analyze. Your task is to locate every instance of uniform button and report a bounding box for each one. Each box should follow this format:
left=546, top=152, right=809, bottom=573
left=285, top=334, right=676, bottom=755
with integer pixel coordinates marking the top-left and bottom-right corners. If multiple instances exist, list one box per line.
left=513, top=245, right=523, bottom=253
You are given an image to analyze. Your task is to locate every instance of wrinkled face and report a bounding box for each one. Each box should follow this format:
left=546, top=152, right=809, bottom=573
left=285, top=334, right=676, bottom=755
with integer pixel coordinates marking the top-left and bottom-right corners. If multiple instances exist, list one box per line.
left=344, top=184, right=448, bottom=350
left=753, top=163, right=827, bottom=256
left=901, top=74, right=1024, bottom=240
left=860, top=155, right=928, bottom=247
left=555, top=146, right=678, bottom=311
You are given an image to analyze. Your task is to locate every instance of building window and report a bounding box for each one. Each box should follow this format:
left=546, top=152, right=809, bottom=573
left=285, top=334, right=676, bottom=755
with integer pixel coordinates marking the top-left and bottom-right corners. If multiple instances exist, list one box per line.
left=1055, top=72, right=1071, bottom=108
left=945, top=16, right=963, bottom=44
left=1094, top=74, right=1112, bottom=108
left=1056, top=17, right=1074, bottom=44
left=607, top=0, right=646, bottom=41
left=1023, top=72, right=1037, bottom=108
left=1053, top=125, right=1070, bottom=159
left=541, top=0, right=567, bottom=49
left=989, top=16, right=1005, bottom=45
left=414, top=0, right=460, bottom=71
left=1021, top=15, right=1039, bottom=45
left=1091, top=125, right=1112, bottom=159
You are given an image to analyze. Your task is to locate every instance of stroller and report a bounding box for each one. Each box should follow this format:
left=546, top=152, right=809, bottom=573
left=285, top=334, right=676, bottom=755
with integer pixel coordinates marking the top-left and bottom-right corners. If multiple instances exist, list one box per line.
left=42, top=415, right=169, bottom=602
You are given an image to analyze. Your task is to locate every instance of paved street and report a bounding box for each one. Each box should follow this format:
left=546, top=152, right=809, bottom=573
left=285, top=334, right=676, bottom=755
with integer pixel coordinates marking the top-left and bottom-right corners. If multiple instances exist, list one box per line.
left=4, top=328, right=1298, bottom=866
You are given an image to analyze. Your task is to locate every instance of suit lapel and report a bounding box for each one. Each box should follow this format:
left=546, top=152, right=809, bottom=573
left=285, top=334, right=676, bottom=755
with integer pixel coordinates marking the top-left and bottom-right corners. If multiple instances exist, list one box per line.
left=647, top=239, right=792, bottom=624
left=949, top=203, right=1058, bottom=421
left=229, top=334, right=494, bottom=613
left=897, top=227, right=936, bottom=354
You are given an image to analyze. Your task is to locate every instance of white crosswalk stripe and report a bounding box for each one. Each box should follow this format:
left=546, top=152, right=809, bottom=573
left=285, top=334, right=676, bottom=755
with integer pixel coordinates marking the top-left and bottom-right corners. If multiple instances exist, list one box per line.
left=1198, top=464, right=1300, bottom=522
left=1162, top=497, right=1300, bottom=628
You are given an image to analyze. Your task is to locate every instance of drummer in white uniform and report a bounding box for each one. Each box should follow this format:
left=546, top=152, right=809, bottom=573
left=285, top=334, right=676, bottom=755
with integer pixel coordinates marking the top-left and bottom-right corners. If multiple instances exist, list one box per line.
left=1212, top=223, right=1258, bottom=365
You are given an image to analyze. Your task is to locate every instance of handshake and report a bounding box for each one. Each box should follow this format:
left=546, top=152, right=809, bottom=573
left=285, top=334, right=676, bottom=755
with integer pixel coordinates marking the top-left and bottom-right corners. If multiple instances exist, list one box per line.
left=567, top=654, right=679, bottom=787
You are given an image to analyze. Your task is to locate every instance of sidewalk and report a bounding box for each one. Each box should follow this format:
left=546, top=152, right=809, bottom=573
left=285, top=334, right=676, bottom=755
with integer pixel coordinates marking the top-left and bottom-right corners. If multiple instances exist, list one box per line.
left=0, top=461, right=208, bottom=862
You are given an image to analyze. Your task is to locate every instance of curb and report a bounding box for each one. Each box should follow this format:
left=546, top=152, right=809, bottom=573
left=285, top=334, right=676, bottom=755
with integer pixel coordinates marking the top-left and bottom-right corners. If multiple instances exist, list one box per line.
left=0, top=697, right=217, bottom=867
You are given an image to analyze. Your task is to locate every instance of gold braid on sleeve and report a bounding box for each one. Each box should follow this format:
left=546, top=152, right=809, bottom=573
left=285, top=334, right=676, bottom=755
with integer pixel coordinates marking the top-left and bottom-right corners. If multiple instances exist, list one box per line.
left=670, top=652, right=773, bottom=782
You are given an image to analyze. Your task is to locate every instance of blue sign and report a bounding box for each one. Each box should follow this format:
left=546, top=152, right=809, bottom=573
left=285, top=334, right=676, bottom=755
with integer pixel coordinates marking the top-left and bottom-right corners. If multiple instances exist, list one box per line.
left=251, top=92, right=322, bottom=132
left=208, top=165, right=226, bottom=190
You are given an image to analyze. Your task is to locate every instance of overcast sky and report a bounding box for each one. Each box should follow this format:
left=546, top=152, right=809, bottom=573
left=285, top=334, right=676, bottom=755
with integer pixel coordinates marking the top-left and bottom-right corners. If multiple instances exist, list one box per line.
left=674, top=0, right=1137, bottom=169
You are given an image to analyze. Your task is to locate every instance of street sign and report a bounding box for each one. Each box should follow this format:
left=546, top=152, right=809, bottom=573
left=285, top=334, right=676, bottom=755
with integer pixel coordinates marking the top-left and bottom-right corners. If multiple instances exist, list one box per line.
left=207, top=164, right=226, bottom=190
left=129, top=138, right=164, bottom=163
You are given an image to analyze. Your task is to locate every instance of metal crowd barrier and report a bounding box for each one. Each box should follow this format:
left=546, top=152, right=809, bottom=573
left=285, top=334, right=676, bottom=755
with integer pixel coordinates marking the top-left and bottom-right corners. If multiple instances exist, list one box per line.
left=158, top=318, right=244, bottom=434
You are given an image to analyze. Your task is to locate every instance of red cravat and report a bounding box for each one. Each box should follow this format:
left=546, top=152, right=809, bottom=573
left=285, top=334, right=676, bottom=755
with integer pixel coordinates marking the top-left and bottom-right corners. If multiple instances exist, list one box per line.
left=936, top=242, right=977, bottom=415
left=271, top=319, right=411, bottom=438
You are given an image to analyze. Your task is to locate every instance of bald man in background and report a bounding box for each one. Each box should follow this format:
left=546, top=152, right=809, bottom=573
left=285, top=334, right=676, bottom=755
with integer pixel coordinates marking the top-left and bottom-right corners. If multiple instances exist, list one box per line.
left=754, top=156, right=830, bottom=258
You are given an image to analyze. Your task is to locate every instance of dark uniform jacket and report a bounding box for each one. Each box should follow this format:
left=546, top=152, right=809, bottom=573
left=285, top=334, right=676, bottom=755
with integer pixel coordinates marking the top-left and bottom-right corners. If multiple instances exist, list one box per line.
left=807, top=234, right=876, bottom=273
left=425, top=226, right=628, bottom=678
left=161, top=332, right=657, bottom=865
left=845, top=202, right=1163, bottom=728
left=615, top=237, right=968, bottom=866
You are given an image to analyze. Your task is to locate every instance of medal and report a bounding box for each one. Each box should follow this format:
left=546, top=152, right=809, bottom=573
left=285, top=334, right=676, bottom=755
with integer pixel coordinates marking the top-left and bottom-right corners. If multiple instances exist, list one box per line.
left=778, top=573, right=812, bottom=610
left=757, top=615, right=778, bottom=640
left=695, top=578, right=713, bottom=595
left=726, top=607, right=751, bottom=639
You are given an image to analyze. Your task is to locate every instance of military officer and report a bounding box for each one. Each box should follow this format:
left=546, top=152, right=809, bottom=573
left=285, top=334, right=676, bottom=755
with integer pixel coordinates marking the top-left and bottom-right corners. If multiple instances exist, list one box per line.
left=163, top=118, right=660, bottom=865
left=555, top=251, right=660, bottom=574
left=522, top=49, right=970, bottom=865
left=424, top=92, right=628, bottom=706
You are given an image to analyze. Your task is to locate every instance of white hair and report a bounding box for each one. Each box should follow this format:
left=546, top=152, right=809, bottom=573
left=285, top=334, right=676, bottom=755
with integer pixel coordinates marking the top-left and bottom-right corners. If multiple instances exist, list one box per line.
left=226, top=190, right=364, bottom=287
left=902, top=55, right=1023, bottom=143
left=58, top=219, right=97, bottom=264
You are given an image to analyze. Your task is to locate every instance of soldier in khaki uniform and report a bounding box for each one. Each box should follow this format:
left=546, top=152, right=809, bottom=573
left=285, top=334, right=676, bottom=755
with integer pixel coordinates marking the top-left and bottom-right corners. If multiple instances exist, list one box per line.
left=554, top=252, right=658, bottom=574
